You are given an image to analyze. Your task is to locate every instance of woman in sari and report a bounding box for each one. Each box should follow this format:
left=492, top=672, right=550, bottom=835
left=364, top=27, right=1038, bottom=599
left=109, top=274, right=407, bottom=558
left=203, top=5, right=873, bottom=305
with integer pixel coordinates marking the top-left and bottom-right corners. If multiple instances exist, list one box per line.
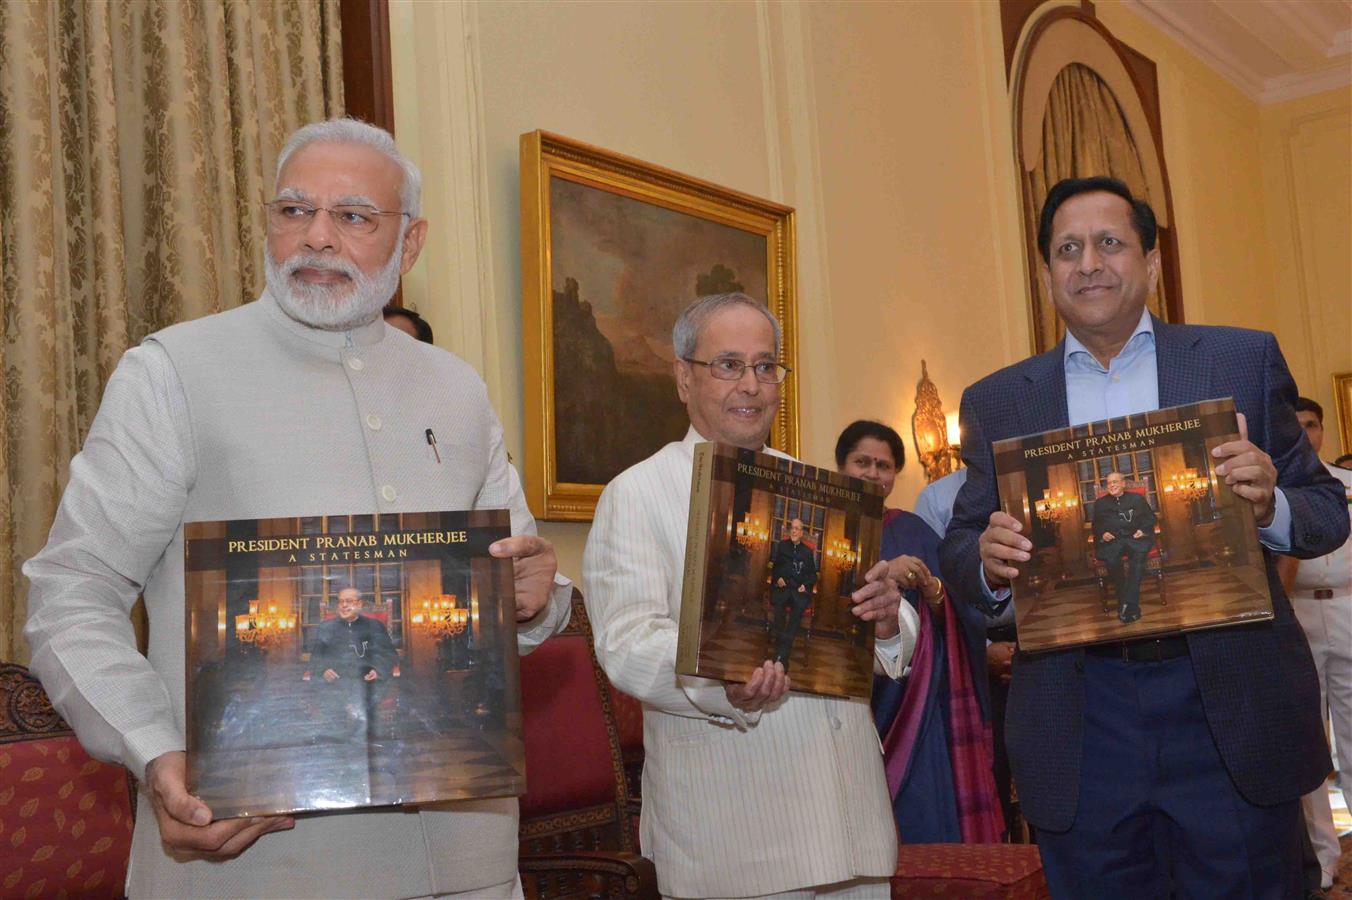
left=835, top=419, right=1003, bottom=843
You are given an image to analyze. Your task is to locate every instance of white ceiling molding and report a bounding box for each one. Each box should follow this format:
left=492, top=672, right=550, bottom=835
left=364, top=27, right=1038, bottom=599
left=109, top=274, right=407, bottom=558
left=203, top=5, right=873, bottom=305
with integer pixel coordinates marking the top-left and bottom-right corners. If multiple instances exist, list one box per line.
left=1261, top=59, right=1352, bottom=103
left=1122, top=0, right=1352, bottom=104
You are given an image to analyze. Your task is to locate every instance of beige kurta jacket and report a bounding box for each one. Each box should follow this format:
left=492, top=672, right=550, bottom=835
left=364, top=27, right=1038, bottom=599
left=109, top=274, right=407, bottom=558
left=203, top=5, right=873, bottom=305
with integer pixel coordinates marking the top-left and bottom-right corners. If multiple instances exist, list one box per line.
left=24, top=293, right=570, bottom=898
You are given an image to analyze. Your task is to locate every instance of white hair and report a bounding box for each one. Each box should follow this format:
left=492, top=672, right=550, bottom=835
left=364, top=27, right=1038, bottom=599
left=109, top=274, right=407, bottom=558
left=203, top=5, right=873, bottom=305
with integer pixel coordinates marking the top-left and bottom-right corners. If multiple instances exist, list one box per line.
left=672, top=292, right=782, bottom=359
left=275, top=118, right=422, bottom=217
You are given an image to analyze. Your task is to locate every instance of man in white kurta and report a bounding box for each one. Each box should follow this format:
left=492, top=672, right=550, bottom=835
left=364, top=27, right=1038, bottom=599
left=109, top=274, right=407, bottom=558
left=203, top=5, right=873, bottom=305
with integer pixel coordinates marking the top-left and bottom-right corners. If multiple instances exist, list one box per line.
left=1286, top=398, right=1352, bottom=889
left=583, top=294, right=917, bottom=898
left=24, top=120, right=569, bottom=898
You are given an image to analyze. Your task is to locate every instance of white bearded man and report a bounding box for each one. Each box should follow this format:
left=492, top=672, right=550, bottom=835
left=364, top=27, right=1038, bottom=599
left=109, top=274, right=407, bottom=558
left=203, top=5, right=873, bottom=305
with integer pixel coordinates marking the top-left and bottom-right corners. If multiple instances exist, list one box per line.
left=24, top=118, right=570, bottom=898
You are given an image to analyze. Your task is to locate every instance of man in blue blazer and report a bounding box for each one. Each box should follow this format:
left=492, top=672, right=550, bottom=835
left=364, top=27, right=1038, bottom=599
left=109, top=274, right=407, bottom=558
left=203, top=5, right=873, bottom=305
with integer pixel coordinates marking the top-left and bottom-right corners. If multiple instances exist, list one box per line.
left=939, top=176, right=1348, bottom=898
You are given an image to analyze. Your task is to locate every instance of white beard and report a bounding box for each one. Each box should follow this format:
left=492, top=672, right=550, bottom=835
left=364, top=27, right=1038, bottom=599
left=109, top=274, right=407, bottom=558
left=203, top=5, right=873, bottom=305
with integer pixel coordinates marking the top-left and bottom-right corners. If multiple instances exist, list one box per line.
left=265, top=230, right=404, bottom=332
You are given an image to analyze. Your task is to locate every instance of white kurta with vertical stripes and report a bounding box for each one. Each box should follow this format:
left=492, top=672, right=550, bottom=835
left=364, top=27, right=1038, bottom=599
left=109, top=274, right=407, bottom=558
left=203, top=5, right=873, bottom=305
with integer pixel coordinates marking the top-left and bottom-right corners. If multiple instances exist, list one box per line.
left=582, top=428, right=910, bottom=897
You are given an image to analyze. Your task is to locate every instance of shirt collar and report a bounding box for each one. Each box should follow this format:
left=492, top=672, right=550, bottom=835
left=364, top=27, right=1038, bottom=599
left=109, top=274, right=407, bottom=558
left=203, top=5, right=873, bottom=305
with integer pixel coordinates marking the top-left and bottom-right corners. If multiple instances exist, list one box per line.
left=1064, top=306, right=1154, bottom=371
left=682, top=424, right=773, bottom=456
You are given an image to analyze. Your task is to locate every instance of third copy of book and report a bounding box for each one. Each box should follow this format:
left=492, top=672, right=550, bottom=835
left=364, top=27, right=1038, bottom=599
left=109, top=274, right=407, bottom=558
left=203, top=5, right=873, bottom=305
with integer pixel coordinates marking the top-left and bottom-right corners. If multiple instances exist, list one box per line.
left=993, top=398, right=1272, bottom=652
left=677, top=443, right=885, bottom=699
left=184, top=509, right=524, bottom=819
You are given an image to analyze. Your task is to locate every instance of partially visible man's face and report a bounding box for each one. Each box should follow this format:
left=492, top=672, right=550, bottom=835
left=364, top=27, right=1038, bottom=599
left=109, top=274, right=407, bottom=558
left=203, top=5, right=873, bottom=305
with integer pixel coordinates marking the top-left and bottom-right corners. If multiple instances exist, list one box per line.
left=790, top=519, right=804, bottom=543
left=1105, top=473, right=1126, bottom=497
left=1296, top=411, right=1324, bottom=454
left=674, top=305, right=780, bottom=450
left=337, top=589, right=361, bottom=622
left=1042, top=191, right=1159, bottom=347
left=265, top=141, right=427, bottom=331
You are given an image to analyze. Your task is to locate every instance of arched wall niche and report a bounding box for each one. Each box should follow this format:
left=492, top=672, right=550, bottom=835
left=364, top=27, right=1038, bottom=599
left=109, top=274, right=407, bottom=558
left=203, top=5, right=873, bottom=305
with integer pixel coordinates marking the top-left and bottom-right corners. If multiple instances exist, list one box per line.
left=1003, top=0, right=1186, bottom=354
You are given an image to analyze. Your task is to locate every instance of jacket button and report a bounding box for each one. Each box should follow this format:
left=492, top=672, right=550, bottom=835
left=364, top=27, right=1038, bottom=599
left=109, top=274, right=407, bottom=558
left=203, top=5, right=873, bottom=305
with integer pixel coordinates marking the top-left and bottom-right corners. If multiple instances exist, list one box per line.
left=381, top=485, right=397, bottom=502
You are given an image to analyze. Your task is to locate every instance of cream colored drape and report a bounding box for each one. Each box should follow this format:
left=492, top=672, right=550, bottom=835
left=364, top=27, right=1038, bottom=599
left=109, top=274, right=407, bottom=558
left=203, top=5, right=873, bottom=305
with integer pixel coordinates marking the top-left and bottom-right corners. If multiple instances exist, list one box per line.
left=1024, top=63, right=1168, bottom=353
left=0, top=0, right=344, bottom=664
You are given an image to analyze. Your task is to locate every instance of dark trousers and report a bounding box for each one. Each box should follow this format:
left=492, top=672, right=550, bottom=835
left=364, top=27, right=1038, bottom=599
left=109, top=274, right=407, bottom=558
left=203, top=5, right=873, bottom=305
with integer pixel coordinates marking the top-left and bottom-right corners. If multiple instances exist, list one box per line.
left=771, top=587, right=811, bottom=665
left=1036, top=654, right=1304, bottom=899
left=989, top=672, right=1017, bottom=835
left=318, top=675, right=393, bottom=741
left=1097, top=539, right=1152, bottom=618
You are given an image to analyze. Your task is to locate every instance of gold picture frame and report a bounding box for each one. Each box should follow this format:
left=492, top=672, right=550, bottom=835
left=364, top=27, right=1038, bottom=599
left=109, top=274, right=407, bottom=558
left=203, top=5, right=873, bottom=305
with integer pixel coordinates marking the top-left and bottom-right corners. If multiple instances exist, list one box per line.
left=521, top=131, right=799, bottom=522
left=1334, top=372, right=1352, bottom=458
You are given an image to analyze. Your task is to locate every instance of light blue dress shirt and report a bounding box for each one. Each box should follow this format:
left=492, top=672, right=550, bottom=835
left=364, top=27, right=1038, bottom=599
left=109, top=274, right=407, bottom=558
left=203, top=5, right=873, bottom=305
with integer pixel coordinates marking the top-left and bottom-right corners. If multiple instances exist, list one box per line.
left=914, top=469, right=967, bottom=540
left=979, top=308, right=1291, bottom=612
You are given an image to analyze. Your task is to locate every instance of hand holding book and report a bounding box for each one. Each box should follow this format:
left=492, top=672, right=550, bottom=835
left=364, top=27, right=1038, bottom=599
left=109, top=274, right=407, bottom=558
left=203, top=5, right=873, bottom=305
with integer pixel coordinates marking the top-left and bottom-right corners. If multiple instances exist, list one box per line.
left=887, top=556, right=944, bottom=611
left=145, top=751, right=294, bottom=860
left=1211, top=413, right=1278, bottom=527
left=725, top=660, right=789, bottom=712
left=850, top=560, right=902, bottom=639
left=978, top=511, right=1032, bottom=588
left=489, top=534, right=558, bottom=621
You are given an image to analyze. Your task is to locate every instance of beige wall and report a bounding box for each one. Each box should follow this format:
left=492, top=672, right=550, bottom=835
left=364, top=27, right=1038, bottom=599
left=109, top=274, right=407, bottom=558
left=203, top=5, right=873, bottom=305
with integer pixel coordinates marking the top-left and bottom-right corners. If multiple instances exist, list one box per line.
left=1259, top=86, right=1352, bottom=458
left=389, top=0, right=1350, bottom=579
left=389, top=0, right=1027, bottom=577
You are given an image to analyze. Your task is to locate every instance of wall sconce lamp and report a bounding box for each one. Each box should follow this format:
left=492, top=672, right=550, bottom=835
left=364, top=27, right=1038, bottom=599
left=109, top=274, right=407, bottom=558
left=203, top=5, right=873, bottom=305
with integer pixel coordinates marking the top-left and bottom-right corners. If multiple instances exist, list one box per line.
left=911, top=360, right=964, bottom=484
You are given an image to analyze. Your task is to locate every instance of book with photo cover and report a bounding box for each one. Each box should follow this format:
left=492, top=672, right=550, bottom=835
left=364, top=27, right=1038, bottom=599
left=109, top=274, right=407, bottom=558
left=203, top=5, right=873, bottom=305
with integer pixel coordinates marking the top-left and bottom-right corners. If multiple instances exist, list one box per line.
left=677, top=443, right=885, bottom=699
left=184, top=509, right=524, bottom=819
left=992, top=398, right=1272, bottom=652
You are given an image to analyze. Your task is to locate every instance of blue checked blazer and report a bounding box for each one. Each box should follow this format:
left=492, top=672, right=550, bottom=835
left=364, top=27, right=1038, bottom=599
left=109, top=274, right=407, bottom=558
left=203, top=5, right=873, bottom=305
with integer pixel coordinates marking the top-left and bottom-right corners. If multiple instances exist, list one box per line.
left=938, top=317, right=1349, bottom=832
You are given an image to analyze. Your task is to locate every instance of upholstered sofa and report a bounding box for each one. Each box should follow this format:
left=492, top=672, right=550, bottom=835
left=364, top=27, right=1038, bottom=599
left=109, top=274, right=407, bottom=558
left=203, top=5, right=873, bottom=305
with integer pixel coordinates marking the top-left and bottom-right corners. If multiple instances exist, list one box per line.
left=0, top=662, right=135, bottom=899
left=518, top=591, right=655, bottom=898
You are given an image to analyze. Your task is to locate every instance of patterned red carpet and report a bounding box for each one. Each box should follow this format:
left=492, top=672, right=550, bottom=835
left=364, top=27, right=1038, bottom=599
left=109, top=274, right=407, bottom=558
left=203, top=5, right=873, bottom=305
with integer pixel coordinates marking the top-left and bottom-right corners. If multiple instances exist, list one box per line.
left=1329, top=834, right=1352, bottom=898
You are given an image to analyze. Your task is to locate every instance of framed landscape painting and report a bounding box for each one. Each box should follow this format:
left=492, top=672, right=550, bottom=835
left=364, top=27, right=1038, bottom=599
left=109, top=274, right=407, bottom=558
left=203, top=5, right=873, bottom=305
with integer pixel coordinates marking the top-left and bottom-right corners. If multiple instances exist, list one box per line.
left=521, top=131, right=798, bottom=521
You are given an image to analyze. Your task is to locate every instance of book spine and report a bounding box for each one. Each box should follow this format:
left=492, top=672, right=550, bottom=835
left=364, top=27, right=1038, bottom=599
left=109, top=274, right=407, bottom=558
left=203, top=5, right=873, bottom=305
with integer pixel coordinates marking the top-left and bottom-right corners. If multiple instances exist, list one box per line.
left=676, top=443, right=713, bottom=677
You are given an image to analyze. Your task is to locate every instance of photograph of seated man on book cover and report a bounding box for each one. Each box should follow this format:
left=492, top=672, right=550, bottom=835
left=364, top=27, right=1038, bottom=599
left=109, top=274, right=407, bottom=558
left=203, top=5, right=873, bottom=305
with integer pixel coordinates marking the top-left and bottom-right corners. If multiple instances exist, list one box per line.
left=679, top=445, right=884, bottom=699
left=184, top=510, right=525, bottom=819
left=993, top=399, right=1273, bottom=652
left=769, top=517, right=819, bottom=668
left=1090, top=471, right=1158, bottom=624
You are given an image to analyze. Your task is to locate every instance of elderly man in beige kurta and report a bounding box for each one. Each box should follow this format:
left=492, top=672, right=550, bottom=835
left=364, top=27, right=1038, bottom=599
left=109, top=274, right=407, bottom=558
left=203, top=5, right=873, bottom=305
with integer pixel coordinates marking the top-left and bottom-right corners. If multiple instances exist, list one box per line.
left=583, top=294, right=916, bottom=899
left=24, top=119, right=568, bottom=898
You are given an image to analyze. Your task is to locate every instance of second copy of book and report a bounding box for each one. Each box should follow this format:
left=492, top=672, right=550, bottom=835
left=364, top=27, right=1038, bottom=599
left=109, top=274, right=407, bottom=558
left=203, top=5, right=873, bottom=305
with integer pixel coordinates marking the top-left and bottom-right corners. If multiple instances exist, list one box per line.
left=993, top=398, right=1272, bottom=652
left=184, top=509, right=524, bottom=819
left=677, top=443, right=885, bottom=699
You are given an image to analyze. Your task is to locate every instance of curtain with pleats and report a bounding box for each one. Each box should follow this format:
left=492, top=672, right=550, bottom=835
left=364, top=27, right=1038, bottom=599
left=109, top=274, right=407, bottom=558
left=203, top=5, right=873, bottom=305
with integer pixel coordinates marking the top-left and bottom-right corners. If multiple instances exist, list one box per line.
left=0, top=0, right=344, bottom=663
left=1024, top=63, right=1169, bottom=353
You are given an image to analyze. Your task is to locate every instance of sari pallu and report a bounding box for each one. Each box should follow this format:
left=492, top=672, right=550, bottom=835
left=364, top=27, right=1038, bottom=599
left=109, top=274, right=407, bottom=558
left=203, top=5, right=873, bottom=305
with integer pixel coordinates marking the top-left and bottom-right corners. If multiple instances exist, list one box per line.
left=872, top=509, right=1004, bottom=843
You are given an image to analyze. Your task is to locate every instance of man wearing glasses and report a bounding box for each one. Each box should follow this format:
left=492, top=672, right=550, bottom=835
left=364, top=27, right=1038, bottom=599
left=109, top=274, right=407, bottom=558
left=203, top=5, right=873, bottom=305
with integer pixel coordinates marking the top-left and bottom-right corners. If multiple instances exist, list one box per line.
left=24, top=119, right=570, bottom=898
left=582, top=293, right=912, bottom=898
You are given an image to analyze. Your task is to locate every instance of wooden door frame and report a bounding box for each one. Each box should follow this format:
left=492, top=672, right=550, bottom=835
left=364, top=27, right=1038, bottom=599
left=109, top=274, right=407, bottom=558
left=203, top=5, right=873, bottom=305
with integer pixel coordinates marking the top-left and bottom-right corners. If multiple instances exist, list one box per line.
left=340, top=0, right=396, bottom=135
